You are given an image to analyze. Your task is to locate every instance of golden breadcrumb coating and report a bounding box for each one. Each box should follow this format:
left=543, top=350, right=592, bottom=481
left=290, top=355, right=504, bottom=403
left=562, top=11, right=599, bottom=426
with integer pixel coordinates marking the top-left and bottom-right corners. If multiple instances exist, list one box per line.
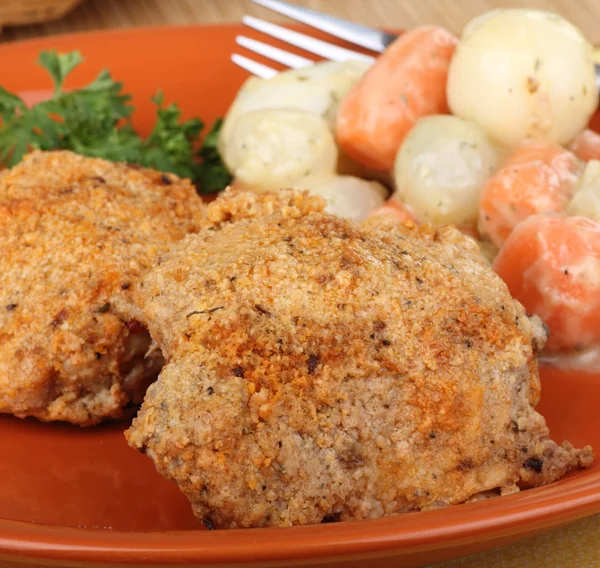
left=0, top=151, right=203, bottom=425
left=125, top=189, right=593, bottom=528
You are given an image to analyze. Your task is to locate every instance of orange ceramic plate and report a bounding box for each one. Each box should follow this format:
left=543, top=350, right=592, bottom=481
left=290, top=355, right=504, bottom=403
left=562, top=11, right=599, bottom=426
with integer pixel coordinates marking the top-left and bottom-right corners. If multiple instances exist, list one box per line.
left=0, top=25, right=599, bottom=568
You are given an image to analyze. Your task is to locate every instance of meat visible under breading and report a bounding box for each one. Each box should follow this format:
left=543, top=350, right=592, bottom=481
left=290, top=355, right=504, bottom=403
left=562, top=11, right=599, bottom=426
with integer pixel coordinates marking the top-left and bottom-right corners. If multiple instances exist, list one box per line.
left=0, top=151, right=203, bottom=425
left=124, top=189, right=592, bottom=528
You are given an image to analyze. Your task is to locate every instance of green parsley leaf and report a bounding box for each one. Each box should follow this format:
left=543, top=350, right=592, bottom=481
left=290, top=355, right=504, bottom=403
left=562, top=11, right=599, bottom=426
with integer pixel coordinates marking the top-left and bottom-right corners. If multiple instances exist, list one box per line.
left=0, top=50, right=230, bottom=193
left=196, top=118, right=233, bottom=193
left=138, top=90, right=204, bottom=180
left=39, top=50, right=84, bottom=95
left=0, top=87, right=26, bottom=122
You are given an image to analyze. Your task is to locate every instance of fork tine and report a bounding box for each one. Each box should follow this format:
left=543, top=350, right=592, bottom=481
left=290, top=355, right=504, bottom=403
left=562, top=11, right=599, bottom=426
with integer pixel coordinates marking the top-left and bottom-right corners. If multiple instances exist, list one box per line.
left=250, top=0, right=397, bottom=53
left=231, top=54, right=279, bottom=79
left=236, top=35, right=314, bottom=69
left=242, top=15, right=375, bottom=64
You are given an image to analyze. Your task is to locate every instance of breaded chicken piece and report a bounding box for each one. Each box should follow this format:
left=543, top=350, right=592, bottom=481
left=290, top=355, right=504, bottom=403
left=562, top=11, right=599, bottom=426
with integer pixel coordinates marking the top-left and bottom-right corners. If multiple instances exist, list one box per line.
left=124, top=189, right=592, bottom=528
left=0, top=151, right=203, bottom=425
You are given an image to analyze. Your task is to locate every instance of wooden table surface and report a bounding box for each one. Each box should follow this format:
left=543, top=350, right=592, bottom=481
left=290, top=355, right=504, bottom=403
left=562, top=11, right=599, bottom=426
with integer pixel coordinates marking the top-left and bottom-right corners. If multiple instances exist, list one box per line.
left=1, top=1, right=599, bottom=567
left=2, top=0, right=600, bottom=44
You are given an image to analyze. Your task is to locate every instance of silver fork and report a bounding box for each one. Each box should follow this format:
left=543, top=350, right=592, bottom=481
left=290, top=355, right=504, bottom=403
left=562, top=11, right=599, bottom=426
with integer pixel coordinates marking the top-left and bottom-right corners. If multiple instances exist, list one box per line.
left=233, top=0, right=600, bottom=87
left=232, top=0, right=393, bottom=78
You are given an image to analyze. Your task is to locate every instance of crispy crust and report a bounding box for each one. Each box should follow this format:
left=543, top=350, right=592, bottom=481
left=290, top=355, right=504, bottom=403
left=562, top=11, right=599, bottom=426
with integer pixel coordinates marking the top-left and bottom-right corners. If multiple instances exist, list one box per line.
left=125, top=189, right=592, bottom=528
left=0, top=151, right=203, bottom=425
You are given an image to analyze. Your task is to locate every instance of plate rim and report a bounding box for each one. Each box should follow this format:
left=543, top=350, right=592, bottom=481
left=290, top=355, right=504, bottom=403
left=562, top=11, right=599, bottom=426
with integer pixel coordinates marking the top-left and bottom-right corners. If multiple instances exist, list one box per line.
left=0, top=22, right=247, bottom=51
left=1, top=475, right=599, bottom=562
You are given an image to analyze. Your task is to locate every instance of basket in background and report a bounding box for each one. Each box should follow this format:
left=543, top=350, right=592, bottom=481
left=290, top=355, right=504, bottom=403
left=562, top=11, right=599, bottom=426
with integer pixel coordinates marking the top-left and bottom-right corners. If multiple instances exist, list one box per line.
left=0, top=0, right=83, bottom=32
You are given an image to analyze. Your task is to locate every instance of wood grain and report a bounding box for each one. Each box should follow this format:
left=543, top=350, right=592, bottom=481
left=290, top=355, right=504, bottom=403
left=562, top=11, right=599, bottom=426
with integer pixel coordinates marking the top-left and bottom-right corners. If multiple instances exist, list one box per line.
left=0, top=0, right=82, bottom=31
left=2, top=0, right=600, bottom=43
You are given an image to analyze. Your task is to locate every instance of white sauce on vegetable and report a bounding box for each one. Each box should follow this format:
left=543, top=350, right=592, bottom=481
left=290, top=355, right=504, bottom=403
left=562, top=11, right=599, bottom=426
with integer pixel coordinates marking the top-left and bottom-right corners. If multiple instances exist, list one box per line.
left=540, top=345, right=600, bottom=373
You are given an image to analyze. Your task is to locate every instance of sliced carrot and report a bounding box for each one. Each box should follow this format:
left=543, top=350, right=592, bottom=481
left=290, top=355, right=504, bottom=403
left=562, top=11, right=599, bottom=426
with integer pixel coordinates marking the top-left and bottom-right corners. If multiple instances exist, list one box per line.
left=336, top=26, right=458, bottom=172
left=493, top=214, right=600, bottom=352
left=478, top=142, right=582, bottom=248
left=456, top=224, right=480, bottom=240
left=370, top=200, right=480, bottom=236
left=336, top=148, right=393, bottom=188
left=368, top=200, right=415, bottom=223
left=569, top=129, right=600, bottom=162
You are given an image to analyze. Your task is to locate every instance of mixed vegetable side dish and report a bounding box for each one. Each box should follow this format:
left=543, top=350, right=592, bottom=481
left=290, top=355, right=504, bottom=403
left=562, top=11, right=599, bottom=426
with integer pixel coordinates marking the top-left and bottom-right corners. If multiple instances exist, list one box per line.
left=0, top=8, right=599, bottom=370
left=219, top=9, right=600, bottom=370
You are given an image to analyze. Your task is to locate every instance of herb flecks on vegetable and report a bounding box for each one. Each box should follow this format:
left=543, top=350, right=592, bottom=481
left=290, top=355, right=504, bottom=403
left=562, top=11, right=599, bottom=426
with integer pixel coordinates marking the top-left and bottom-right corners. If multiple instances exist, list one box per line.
left=0, top=50, right=230, bottom=193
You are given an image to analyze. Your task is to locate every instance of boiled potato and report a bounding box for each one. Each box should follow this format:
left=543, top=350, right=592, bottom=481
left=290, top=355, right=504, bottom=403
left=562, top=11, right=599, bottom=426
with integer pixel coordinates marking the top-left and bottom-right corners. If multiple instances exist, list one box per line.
left=221, top=109, right=338, bottom=192
left=292, top=174, right=387, bottom=221
left=447, top=9, right=598, bottom=149
left=568, top=160, right=600, bottom=221
left=393, top=115, right=501, bottom=226
left=218, top=60, right=370, bottom=154
left=217, top=75, right=263, bottom=157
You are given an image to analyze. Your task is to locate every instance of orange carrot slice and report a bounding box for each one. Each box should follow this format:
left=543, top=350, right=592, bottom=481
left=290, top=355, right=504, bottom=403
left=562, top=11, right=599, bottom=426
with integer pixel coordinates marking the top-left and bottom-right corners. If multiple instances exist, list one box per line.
left=368, top=200, right=415, bottom=223
left=493, top=214, right=600, bottom=352
left=569, top=129, right=600, bottom=162
left=335, top=26, right=458, bottom=172
left=456, top=224, right=480, bottom=240
left=478, top=142, right=582, bottom=248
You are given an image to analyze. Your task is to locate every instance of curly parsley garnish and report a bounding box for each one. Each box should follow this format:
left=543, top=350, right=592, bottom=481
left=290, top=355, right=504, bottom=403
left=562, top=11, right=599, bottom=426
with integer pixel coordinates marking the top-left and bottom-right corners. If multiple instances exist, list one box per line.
left=0, top=50, right=230, bottom=194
